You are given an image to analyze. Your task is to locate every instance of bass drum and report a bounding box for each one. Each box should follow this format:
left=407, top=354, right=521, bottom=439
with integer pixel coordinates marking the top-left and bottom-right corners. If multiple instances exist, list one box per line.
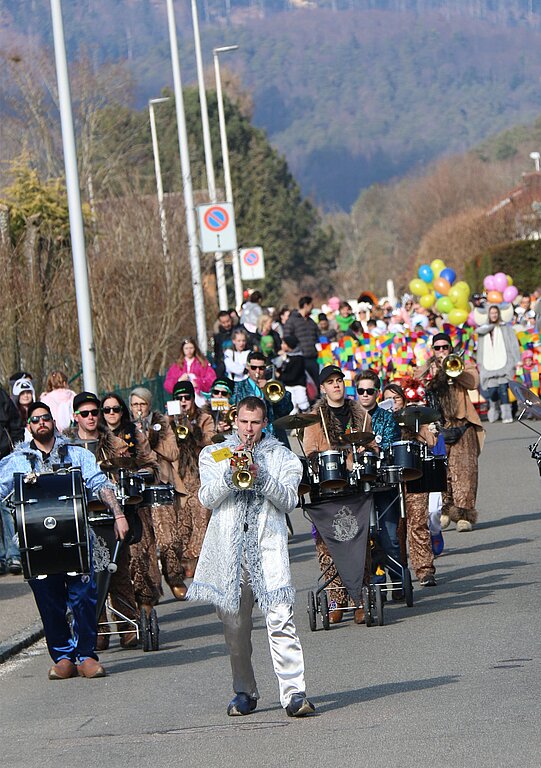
left=13, top=469, right=90, bottom=580
left=407, top=456, right=448, bottom=493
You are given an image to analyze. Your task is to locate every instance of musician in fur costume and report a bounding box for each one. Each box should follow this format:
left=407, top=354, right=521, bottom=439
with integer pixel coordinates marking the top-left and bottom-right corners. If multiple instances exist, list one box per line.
left=187, top=396, right=315, bottom=718
left=303, top=365, right=375, bottom=624
left=418, top=333, right=484, bottom=532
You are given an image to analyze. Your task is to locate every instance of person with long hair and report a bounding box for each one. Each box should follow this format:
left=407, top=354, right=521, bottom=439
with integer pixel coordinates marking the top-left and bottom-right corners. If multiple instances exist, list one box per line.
left=224, top=328, right=250, bottom=383
left=477, top=304, right=521, bottom=424
left=40, top=370, right=77, bottom=432
left=11, top=378, right=35, bottom=439
left=164, top=337, right=216, bottom=406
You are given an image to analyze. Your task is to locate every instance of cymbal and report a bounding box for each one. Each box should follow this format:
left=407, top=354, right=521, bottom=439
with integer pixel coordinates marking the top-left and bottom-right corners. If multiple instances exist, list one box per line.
left=340, top=430, right=375, bottom=446
left=273, top=413, right=320, bottom=430
left=508, top=379, right=541, bottom=406
left=99, top=456, right=137, bottom=471
left=395, top=405, right=440, bottom=427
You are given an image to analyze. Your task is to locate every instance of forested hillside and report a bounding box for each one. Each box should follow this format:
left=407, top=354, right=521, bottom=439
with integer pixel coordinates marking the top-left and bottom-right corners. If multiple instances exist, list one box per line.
left=3, top=1, right=541, bottom=208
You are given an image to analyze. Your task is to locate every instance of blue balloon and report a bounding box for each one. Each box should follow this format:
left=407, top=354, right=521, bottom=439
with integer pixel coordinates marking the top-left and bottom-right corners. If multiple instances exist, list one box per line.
left=435, top=291, right=443, bottom=299
left=418, top=264, right=433, bottom=283
left=439, top=267, right=456, bottom=285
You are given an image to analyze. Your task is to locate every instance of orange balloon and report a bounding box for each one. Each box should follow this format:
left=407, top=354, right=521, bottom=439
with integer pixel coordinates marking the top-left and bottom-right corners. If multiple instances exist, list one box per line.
left=433, top=277, right=451, bottom=295
left=486, top=290, right=503, bottom=304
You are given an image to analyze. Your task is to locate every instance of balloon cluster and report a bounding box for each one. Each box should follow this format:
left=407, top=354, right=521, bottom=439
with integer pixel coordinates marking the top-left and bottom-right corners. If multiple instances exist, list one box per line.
left=409, top=259, right=471, bottom=325
left=482, top=272, right=518, bottom=305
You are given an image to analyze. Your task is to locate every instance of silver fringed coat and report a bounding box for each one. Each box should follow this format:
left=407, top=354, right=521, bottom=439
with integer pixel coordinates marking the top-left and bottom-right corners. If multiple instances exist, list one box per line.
left=187, top=433, right=302, bottom=615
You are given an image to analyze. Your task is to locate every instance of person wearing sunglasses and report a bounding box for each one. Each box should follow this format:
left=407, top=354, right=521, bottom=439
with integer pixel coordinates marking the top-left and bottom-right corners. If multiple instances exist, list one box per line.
left=419, top=333, right=484, bottom=532
left=231, top=351, right=293, bottom=448
left=124, top=387, right=188, bottom=609
left=0, top=401, right=129, bottom=680
left=168, top=380, right=215, bottom=585
left=303, top=365, right=377, bottom=624
left=354, top=369, right=404, bottom=599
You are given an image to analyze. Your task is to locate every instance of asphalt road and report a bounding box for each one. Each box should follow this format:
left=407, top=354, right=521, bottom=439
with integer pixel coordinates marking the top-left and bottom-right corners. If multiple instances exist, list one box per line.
left=1, top=420, right=540, bottom=768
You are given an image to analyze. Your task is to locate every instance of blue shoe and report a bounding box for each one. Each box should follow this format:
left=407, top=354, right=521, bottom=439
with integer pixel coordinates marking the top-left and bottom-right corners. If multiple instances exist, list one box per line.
left=285, top=693, right=316, bottom=718
left=227, top=693, right=257, bottom=716
left=431, top=532, right=444, bottom=557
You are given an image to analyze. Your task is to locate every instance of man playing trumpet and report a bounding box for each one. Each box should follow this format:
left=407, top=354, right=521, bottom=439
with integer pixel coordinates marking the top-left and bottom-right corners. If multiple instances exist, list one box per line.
left=417, top=333, right=484, bottom=532
left=188, top=396, right=315, bottom=719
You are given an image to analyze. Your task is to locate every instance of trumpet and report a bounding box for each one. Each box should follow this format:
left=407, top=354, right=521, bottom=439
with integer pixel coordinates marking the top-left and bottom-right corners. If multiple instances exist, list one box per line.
left=231, top=437, right=254, bottom=490
left=443, top=353, right=464, bottom=378
left=174, top=414, right=190, bottom=441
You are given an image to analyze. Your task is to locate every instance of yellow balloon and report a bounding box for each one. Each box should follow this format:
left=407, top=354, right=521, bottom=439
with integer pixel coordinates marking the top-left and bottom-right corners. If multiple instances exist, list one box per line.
left=453, top=294, right=470, bottom=310
left=409, top=278, right=429, bottom=296
left=453, top=281, right=471, bottom=298
left=447, top=308, right=469, bottom=325
left=507, top=275, right=513, bottom=286
left=430, top=259, right=445, bottom=278
left=420, top=293, right=435, bottom=309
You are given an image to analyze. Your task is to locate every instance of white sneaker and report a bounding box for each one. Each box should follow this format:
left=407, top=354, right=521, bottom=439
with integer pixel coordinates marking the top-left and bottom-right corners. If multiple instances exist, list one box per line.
left=456, top=519, right=473, bottom=532
left=440, top=514, right=451, bottom=530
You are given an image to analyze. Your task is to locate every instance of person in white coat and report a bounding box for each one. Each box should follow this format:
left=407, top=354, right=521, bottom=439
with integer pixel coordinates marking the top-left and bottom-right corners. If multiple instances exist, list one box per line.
left=187, top=396, right=315, bottom=718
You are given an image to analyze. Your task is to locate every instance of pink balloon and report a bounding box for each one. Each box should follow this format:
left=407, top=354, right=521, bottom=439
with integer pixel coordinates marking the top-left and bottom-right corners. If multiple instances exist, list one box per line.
left=493, top=272, right=508, bottom=293
left=503, top=285, right=518, bottom=303
left=468, top=311, right=476, bottom=327
left=483, top=275, right=496, bottom=291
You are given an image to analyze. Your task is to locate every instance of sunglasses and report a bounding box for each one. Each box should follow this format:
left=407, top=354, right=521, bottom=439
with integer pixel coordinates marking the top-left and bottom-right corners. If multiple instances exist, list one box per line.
left=175, top=394, right=193, bottom=401
left=433, top=344, right=451, bottom=351
left=76, top=408, right=99, bottom=418
left=357, top=387, right=377, bottom=395
left=102, top=406, right=122, bottom=414
left=249, top=365, right=266, bottom=371
left=29, top=414, right=53, bottom=424
left=213, top=390, right=230, bottom=397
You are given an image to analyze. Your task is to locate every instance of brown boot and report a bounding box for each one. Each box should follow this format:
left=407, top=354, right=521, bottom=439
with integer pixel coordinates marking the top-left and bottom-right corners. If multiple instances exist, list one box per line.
left=120, top=631, right=139, bottom=649
left=48, top=658, right=77, bottom=680
left=77, top=658, right=106, bottom=678
left=353, top=607, right=365, bottom=624
left=329, top=609, right=343, bottom=624
left=171, top=582, right=188, bottom=600
left=96, top=634, right=110, bottom=652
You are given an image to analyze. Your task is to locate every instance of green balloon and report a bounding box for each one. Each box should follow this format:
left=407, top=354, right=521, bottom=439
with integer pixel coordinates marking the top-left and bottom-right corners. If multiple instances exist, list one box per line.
left=436, top=296, right=453, bottom=314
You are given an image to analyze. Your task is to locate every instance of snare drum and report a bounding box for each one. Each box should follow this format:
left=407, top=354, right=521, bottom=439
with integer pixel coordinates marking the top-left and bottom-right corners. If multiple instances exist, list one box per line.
left=116, top=468, right=144, bottom=505
left=407, top=455, right=447, bottom=493
left=142, top=483, right=175, bottom=507
left=317, top=450, right=348, bottom=490
left=385, top=440, right=423, bottom=481
left=13, top=469, right=90, bottom=580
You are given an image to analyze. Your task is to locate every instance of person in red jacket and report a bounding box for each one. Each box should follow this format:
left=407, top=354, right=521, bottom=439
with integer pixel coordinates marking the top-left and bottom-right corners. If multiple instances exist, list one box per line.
left=164, top=337, right=216, bottom=406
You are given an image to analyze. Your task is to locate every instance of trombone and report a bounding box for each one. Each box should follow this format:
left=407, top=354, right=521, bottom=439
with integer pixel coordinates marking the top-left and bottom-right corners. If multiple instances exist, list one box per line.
left=261, top=365, right=285, bottom=403
left=443, top=352, right=464, bottom=379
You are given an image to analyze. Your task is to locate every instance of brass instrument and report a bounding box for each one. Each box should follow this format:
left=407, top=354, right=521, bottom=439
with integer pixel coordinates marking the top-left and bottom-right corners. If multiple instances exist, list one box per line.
left=443, top=353, right=464, bottom=378
left=174, top=414, right=190, bottom=441
left=231, top=436, right=254, bottom=490
left=261, top=366, right=285, bottom=403
left=226, top=406, right=237, bottom=426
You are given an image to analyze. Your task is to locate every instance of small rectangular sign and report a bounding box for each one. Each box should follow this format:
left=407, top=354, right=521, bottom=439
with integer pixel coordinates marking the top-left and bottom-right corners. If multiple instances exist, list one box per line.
left=197, top=202, right=238, bottom=253
left=240, top=247, right=265, bottom=280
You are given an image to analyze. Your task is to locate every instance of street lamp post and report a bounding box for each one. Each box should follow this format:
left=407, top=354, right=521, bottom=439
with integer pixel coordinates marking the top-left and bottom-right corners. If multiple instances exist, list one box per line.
left=213, top=45, right=244, bottom=310
left=529, top=151, right=541, bottom=172
left=166, top=0, right=208, bottom=353
left=191, top=0, right=228, bottom=311
left=149, top=97, right=170, bottom=272
left=50, top=0, right=98, bottom=392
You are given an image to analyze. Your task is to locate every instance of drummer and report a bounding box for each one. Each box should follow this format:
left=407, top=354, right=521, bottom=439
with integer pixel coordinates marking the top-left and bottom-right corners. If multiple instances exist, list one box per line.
left=303, top=364, right=376, bottom=624
left=382, top=382, right=437, bottom=587
left=354, top=370, right=403, bottom=599
left=0, top=401, right=129, bottom=680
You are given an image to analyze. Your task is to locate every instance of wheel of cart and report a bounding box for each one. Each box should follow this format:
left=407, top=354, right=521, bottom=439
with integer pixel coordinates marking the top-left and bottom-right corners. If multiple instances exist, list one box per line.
left=307, top=590, right=317, bottom=632
left=140, top=606, right=160, bottom=652
left=319, top=589, right=330, bottom=630
left=403, top=567, right=413, bottom=608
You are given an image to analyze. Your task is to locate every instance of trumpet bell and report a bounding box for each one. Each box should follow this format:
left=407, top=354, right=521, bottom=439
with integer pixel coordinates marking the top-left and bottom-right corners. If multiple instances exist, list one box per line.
left=262, top=380, right=285, bottom=403
left=175, top=425, right=189, bottom=440
left=232, top=469, right=254, bottom=490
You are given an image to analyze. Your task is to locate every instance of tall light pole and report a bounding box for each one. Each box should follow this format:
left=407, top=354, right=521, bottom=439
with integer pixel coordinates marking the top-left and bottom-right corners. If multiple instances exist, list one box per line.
left=213, top=45, right=243, bottom=310
left=149, top=96, right=170, bottom=272
left=191, top=0, right=228, bottom=311
left=166, top=0, right=208, bottom=353
left=529, top=151, right=541, bottom=172
left=50, top=0, right=98, bottom=392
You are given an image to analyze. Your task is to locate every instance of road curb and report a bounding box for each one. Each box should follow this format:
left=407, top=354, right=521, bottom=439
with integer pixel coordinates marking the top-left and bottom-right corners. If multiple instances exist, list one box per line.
left=0, top=621, right=44, bottom=664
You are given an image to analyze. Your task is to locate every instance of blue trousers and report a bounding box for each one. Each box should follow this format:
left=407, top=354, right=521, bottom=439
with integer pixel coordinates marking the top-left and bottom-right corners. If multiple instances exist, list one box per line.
left=29, top=570, right=99, bottom=663
left=484, top=383, right=510, bottom=405
left=374, top=489, right=402, bottom=582
left=0, top=504, right=19, bottom=562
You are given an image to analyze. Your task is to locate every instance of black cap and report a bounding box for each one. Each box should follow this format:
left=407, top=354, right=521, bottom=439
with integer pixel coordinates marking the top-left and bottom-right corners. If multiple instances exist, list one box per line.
left=27, top=401, right=53, bottom=421
left=173, top=381, right=195, bottom=399
left=319, top=365, right=345, bottom=384
left=211, top=377, right=234, bottom=395
left=73, top=391, right=101, bottom=412
left=432, top=333, right=452, bottom=347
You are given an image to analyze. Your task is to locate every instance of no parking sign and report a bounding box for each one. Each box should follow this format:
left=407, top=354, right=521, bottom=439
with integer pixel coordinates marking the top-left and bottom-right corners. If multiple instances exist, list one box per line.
left=197, top=202, right=237, bottom=252
left=240, top=247, right=265, bottom=281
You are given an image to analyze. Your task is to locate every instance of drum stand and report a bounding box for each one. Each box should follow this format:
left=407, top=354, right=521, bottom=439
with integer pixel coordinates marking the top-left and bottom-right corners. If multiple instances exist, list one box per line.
left=370, top=470, right=414, bottom=607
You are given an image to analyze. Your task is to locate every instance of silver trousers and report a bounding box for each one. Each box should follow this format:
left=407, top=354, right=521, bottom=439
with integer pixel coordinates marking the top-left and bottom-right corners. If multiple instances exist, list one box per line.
left=217, top=566, right=307, bottom=708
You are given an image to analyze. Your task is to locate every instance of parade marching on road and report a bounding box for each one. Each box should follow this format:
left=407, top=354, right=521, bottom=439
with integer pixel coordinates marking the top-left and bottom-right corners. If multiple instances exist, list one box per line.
left=1, top=419, right=540, bottom=768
